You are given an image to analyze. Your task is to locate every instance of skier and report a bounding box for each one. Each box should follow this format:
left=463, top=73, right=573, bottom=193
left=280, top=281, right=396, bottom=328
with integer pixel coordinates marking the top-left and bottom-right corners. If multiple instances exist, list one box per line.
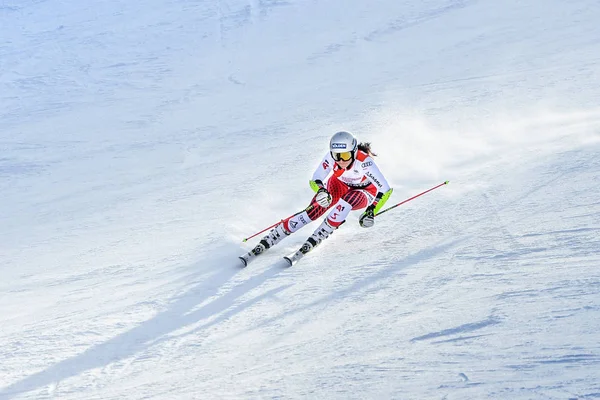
left=240, top=131, right=393, bottom=266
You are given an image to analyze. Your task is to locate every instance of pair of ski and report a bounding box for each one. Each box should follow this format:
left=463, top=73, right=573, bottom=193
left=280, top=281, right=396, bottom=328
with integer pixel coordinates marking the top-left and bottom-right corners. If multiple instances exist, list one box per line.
left=239, top=237, right=317, bottom=267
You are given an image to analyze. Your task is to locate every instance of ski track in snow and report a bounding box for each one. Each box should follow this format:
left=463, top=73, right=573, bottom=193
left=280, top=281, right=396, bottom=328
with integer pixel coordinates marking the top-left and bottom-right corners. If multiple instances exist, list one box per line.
left=1, top=0, right=600, bottom=399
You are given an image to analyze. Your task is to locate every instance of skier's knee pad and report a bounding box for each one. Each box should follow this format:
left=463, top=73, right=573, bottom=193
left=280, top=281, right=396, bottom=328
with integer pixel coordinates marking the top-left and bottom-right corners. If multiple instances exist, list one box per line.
left=326, top=199, right=352, bottom=227
left=284, top=211, right=311, bottom=233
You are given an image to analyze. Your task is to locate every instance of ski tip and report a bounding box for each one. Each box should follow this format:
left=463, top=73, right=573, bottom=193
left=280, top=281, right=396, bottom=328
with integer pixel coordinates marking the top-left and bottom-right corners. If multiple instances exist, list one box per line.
left=283, top=256, right=293, bottom=267
left=238, top=256, right=248, bottom=267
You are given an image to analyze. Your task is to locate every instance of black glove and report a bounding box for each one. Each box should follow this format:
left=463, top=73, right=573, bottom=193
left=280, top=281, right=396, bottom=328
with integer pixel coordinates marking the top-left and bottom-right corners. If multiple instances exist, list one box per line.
left=359, top=204, right=376, bottom=228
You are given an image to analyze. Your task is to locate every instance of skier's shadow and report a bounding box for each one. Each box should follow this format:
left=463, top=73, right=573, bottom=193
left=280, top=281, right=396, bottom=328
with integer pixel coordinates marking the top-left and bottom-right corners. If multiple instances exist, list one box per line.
left=0, top=248, right=287, bottom=399
left=229, top=237, right=469, bottom=340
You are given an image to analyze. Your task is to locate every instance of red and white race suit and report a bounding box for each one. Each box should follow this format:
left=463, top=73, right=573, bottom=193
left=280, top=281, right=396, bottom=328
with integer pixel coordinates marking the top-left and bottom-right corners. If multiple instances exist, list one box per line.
left=283, top=150, right=391, bottom=232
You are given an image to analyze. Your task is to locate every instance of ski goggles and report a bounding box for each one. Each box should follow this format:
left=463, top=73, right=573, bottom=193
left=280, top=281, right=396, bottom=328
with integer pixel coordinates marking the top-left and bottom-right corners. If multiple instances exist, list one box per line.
left=332, top=151, right=353, bottom=161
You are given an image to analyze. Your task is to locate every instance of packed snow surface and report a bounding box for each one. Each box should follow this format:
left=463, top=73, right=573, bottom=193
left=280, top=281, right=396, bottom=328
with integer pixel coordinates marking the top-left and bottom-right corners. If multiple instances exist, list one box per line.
left=1, top=0, right=599, bottom=399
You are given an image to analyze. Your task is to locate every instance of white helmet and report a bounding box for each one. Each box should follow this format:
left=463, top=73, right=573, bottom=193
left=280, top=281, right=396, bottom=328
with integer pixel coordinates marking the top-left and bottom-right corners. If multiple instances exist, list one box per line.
left=329, top=131, right=357, bottom=161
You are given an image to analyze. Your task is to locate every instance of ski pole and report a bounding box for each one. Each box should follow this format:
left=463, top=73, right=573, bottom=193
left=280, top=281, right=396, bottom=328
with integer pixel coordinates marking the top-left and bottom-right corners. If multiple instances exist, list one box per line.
left=243, top=219, right=289, bottom=242
left=242, top=206, right=314, bottom=242
left=376, top=181, right=449, bottom=217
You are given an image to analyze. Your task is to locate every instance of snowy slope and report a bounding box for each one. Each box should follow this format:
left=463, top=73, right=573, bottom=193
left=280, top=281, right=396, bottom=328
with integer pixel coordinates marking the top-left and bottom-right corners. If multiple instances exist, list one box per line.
left=1, top=0, right=600, bottom=399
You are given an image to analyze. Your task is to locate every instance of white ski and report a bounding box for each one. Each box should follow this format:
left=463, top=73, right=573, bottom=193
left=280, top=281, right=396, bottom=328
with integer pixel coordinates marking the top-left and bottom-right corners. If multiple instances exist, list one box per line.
left=283, top=249, right=304, bottom=266
left=283, top=240, right=315, bottom=266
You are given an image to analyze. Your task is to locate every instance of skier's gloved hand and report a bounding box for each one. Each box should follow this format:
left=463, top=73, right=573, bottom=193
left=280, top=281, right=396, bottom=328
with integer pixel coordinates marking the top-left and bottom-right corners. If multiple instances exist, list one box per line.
left=359, top=204, right=376, bottom=228
left=315, top=187, right=332, bottom=208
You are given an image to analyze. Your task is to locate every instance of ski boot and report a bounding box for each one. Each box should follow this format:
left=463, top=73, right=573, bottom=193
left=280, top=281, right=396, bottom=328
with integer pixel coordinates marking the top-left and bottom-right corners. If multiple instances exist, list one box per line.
left=239, top=223, right=290, bottom=267
left=284, top=219, right=336, bottom=266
